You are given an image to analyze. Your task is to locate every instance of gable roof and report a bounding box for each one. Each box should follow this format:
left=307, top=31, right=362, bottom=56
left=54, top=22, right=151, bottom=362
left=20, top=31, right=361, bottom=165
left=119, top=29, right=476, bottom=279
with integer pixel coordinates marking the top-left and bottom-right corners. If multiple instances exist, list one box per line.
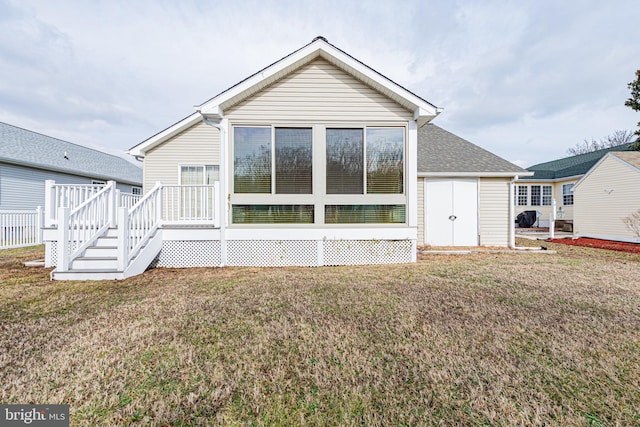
left=417, top=124, right=529, bottom=177
left=573, top=151, right=640, bottom=191
left=0, top=122, right=142, bottom=185
left=130, top=37, right=441, bottom=157
left=521, top=142, right=637, bottom=180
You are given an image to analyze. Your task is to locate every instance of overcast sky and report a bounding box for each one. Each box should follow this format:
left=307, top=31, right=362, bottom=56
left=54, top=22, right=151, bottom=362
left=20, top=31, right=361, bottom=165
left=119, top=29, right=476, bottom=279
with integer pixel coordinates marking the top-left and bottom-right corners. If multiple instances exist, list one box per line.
left=1, top=0, right=639, bottom=168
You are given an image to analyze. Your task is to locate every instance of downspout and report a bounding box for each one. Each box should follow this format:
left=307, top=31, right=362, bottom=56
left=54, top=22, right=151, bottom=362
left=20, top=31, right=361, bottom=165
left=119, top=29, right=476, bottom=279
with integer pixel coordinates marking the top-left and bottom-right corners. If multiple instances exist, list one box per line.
left=509, top=175, right=519, bottom=249
left=201, top=116, right=227, bottom=266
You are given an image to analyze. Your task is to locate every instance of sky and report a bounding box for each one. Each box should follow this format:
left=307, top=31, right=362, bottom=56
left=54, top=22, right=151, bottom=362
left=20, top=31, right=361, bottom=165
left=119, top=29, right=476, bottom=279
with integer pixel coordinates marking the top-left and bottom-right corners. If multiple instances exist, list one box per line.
left=1, top=0, right=639, bottom=168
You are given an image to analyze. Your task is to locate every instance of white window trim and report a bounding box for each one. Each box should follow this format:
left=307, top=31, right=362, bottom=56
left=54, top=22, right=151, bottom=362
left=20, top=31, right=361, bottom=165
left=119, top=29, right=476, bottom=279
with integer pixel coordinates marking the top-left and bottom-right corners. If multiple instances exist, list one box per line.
left=230, top=123, right=409, bottom=226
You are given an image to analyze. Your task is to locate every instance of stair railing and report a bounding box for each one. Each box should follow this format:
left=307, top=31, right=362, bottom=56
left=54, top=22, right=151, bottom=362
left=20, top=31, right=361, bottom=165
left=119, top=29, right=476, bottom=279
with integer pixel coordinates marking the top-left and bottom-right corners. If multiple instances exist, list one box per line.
left=117, top=182, right=162, bottom=271
left=57, top=181, right=117, bottom=272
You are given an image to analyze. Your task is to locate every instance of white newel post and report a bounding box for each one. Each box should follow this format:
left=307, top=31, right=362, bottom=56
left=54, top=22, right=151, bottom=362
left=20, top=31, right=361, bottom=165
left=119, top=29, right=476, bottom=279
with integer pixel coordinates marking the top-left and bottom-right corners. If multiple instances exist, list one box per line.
left=57, top=207, right=70, bottom=272
left=108, top=181, right=117, bottom=227
left=44, top=180, right=55, bottom=227
left=117, top=207, right=129, bottom=272
left=156, top=182, right=163, bottom=225
left=549, top=198, right=557, bottom=240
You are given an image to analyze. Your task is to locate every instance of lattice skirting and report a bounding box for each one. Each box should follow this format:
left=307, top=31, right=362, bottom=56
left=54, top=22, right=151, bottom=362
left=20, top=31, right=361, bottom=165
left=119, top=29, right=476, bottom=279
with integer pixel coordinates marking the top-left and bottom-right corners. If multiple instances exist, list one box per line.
left=227, top=240, right=318, bottom=267
left=151, top=240, right=222, bottom=268
left=45, top=239, right=414, bottom=270
left=323, top=239, right=413, bottom=266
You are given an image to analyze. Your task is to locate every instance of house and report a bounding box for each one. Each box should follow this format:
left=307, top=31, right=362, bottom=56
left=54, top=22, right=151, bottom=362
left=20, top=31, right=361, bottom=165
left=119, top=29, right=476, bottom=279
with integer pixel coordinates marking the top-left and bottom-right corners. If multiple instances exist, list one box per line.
left=516, top=142, right=637, bottom=228
left=43, top=37, right=527, bottom=280
left=0, top=122, right=143, bottom=211
left=573, top=151, right=640, bottom=243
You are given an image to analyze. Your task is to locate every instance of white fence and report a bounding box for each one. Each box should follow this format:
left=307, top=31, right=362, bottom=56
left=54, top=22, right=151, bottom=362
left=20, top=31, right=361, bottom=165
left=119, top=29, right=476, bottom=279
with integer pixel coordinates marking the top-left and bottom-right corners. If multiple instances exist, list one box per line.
left=0, top=209, right=43, bottom=249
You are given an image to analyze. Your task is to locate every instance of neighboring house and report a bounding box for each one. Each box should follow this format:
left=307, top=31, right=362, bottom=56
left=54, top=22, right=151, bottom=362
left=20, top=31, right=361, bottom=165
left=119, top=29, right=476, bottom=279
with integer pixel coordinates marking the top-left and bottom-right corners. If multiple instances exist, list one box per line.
left=44, top=36, right=527, bottom=280
left=573, top=151, right=640, bottom=243
left=516, top=142, right=637, bottom=227
left=0, top=122, right=143, bottom=210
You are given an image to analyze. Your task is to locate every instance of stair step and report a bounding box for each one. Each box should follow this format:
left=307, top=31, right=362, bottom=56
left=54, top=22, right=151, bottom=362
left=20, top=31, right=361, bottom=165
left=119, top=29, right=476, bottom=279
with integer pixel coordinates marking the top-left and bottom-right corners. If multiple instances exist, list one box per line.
left=52, top=270, right=125, bottom=281
left=71, top=256, right=118, bottom=270
left=84, top=246, right=118, bottom=257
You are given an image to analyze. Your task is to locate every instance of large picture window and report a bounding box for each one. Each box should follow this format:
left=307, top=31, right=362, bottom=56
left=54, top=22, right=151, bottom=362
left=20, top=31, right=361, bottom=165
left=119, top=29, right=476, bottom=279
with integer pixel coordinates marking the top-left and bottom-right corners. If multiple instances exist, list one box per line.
left=234, top=127, right=312, bottom=194
left=326, top=127, right=404, bottom=195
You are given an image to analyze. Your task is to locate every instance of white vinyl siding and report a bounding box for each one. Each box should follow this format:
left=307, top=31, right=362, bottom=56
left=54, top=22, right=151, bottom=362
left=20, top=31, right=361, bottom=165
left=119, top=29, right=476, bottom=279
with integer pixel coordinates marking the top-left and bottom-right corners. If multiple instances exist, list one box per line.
left=225, top=58, right=413, bottom=123
left=144, top=121, right=220, bottom=191
left=574, top=155, right=640, bottom=242
left=479, top=178, right=511, bottom=246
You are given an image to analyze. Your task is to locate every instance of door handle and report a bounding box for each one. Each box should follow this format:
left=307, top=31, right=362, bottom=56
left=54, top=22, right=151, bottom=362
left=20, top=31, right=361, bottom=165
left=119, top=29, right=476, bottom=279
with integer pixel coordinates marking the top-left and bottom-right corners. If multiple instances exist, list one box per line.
left=448, top=215, right=457, bottom=221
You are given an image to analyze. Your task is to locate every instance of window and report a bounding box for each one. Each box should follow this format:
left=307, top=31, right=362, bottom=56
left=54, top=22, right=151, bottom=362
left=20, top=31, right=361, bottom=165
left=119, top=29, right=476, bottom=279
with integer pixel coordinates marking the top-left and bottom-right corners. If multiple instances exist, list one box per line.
left=542, top=185, right=552, bottom=206
left=326, top=128, right=363, bottom=194
left=326, top=127, right=404, bottom=194
left=234, top=127, right=272, bottom=193
left=366, top=128, right=404, bottom=193
left=275, top=128, right=313, bottom=194
left=515, top=185, right=528, bottom=206
left=231, top=125, right=406, bottom=225
left=325, top=205, right=406, bottom=224
left=562, top=183, right=574, bottom=205
left=131, top=187, right=142, bottom=195
left=232, top=205, right=314, bottom=224
left=530, top=185, right=541, bottom=206
left=179, top=165, right=219, bottom=220
left=234, top=127, right=312, bottom=194
left=91, top=180, right=106, bottom=186
left=180, top=165, right=219, bottom=185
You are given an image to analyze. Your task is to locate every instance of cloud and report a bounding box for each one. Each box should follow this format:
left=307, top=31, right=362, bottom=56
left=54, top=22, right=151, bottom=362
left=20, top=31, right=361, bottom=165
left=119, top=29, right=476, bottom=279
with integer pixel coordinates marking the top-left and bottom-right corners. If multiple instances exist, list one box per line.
left=0, top=0, right=638, bottom=168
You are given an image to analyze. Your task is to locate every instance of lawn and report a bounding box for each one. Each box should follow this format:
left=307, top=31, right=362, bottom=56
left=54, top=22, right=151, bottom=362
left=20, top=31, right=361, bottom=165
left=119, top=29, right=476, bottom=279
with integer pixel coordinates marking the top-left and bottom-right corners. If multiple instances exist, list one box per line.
left=1, top=240, right=639, bottom=426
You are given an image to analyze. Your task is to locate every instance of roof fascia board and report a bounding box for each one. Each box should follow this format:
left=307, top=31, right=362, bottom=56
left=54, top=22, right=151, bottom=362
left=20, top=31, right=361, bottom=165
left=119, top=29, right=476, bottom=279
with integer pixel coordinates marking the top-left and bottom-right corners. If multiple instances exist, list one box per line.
left=418, top=171, right=532, bottom=178
left=610, top=152, right=640, bottom=173
left=520, top=173, right=584, bottom=182
left=128, top=113, right=201, bottom=157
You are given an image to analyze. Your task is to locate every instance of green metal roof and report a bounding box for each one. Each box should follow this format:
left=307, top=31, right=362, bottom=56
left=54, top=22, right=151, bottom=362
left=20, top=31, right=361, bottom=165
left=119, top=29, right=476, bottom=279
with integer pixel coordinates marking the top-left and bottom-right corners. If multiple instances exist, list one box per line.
left=521, top=142, right=637, bottom=180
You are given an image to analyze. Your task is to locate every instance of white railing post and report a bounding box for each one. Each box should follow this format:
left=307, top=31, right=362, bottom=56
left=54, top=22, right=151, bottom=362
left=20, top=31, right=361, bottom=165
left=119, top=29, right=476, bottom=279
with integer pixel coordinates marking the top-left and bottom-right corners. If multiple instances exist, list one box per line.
left=117, top=207, right=129, bottom=272
left=44, top=180, right=55, bottom=227
left=156, top=182, right=163, bottom=225
left=36, top=206, right=43, bottom=244
left=57, top=207, right=70, bottom=272
left=549, top=198, right=556, bottom=240
left=108, top=181, right=117, bottom=227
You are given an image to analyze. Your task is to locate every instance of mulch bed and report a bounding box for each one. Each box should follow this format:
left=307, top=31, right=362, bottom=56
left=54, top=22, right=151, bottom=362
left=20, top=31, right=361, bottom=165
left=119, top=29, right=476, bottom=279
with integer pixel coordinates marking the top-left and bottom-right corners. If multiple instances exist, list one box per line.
left=550, top=237, right=640, bottom=254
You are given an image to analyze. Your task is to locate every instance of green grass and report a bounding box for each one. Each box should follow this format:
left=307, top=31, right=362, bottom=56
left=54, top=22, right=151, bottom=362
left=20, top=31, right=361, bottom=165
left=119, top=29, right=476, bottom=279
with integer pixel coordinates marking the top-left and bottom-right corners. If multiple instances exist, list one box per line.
left=1, top=241, right=639, bottom=426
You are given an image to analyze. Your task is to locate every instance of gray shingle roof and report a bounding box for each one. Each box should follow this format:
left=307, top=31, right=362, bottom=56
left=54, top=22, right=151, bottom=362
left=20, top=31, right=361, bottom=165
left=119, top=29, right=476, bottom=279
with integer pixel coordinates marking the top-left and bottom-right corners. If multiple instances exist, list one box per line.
left=0, top=122, right=142, bottom=185
left=418, top=124, right=527, bottom=175
left=521, top=142, right=637, bottom=180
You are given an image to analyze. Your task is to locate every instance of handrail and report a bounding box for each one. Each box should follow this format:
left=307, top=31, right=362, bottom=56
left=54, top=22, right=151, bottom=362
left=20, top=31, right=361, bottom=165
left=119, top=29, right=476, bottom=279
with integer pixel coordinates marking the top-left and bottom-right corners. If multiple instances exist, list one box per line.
left=57, top=181, right=116, bottom=272
left=117, top=182, right=162, bottom=271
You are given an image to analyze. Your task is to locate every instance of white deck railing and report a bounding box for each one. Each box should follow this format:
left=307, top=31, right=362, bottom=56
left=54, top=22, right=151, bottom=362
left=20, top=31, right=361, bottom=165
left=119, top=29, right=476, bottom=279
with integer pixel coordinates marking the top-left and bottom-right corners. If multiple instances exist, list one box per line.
left=117, top=183, right=162, bottom=270
left=120, top=192, right=142, bottom=210
left=45, top=180, right=141, bottom=226
left=57, top=182, right=116, bottom=272
left=161, top=183, right=219, bottom=225
left=0, top=209, right=43, bottom=249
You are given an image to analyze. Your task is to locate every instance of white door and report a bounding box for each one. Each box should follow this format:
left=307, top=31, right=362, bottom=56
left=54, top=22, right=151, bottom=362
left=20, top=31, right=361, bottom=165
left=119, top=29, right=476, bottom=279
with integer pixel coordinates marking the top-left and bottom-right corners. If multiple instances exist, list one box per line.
left=425, top=179, right=478, bottom=246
